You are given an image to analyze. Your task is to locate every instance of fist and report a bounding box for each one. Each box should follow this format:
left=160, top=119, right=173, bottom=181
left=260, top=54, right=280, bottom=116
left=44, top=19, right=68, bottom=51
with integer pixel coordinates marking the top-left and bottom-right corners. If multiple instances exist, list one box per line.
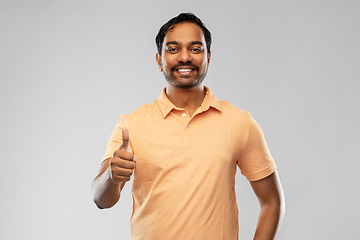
left=109, top=127, right=135, bottom=183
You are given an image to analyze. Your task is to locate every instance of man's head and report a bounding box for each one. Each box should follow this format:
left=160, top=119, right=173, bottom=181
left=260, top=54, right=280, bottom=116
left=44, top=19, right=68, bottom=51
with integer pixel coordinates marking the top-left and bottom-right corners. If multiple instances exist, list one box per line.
left=155, top=13, right=212, bottom=57
left=155, top=13, right=212, bottom=89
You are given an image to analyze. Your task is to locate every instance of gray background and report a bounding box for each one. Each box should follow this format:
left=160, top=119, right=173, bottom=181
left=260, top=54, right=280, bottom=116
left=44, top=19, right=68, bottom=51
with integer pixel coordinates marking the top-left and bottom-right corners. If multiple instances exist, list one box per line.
left=1, top=0, right=359, bottom=239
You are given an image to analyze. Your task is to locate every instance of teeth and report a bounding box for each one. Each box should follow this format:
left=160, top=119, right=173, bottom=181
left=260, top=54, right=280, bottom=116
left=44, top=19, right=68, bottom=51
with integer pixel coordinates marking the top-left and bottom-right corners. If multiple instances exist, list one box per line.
left=177, top=69, right=193, bottom=72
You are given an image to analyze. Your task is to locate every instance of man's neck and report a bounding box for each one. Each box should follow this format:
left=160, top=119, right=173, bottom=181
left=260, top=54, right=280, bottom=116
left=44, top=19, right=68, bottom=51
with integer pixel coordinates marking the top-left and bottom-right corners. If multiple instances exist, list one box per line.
left=165, top=83, right=206, bottom=117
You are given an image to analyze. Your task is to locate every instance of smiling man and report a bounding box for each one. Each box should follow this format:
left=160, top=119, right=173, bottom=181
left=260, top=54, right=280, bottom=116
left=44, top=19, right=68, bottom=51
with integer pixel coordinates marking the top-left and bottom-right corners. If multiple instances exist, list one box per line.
left=93, top=13, right=285, bottom=240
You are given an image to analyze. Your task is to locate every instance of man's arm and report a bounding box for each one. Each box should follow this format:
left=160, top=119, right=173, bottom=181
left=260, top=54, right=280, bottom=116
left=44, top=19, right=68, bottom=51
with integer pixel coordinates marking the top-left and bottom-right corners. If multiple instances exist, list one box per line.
left=250, top=170, right=285, bottom=240
left=92, top=128, right=135, bottom=209
left=92, top=159, right=123, bottom=209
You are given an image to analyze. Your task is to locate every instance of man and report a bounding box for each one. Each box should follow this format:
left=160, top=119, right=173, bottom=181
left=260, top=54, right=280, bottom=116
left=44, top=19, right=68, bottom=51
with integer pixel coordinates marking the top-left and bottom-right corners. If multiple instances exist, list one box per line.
left=93, top=13, right=285, bottom=240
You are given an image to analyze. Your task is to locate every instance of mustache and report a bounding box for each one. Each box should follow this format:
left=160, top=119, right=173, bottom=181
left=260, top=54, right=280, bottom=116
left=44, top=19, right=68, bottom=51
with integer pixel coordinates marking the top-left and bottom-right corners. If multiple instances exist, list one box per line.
left=170, top=62, right=199, bottom=72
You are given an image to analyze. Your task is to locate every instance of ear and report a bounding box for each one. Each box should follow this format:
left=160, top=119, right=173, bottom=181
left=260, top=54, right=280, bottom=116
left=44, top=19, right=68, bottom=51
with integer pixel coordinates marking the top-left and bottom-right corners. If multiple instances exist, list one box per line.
left=207, top=52, right=211, bottom=64
left=156, top=53, right=163, bottom=72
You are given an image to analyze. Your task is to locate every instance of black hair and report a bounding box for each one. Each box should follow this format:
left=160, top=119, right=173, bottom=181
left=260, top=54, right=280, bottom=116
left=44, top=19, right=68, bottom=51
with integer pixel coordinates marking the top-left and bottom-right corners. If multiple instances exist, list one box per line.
left=155, top=13, right=212, bottom=56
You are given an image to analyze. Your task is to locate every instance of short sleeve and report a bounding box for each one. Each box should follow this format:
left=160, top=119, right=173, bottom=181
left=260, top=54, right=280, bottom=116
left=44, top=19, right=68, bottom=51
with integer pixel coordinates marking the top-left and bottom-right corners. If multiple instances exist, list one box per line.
left=102, top=115, right=133, bottom=163
left=238, top=117, right=276, bottom=181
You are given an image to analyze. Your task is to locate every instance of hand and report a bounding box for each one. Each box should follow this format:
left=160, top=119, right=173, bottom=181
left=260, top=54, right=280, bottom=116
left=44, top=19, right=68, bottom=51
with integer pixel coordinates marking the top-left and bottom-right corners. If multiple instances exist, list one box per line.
left=109, top=127, right=135, bottom=184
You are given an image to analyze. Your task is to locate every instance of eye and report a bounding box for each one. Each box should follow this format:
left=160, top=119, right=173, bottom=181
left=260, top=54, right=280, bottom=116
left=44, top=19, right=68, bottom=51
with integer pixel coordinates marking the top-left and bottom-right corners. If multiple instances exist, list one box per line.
left=191, top=48, right=203, bottom=53
left=166, top=47, right=178, bottom=53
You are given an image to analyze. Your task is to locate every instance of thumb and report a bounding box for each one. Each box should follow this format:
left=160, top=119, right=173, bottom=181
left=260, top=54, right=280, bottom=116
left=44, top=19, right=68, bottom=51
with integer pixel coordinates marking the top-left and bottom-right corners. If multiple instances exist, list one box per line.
left=119, top=127, right=130, bottom=152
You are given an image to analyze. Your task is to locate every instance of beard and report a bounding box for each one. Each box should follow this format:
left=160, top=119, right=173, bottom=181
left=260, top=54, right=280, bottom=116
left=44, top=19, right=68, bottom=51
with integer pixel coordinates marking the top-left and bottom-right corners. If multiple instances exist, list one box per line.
left=163, top=62, right=208, bottom=89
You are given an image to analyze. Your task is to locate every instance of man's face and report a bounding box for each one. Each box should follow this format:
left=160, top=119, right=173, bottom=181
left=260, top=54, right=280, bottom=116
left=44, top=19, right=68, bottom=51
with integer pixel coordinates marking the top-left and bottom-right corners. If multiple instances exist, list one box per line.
left=156, top=22, right=211, bottom=89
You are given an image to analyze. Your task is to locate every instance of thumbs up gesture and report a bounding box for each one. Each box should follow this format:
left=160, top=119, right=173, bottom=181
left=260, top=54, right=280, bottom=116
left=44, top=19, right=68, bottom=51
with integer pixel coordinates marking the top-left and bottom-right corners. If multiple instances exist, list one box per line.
left=109, top=127, right=135, bottom=184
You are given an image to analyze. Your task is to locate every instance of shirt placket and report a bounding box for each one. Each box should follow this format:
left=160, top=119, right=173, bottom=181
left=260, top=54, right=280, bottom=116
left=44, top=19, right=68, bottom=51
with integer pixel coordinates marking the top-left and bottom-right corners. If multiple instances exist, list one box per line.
left=178, top=110, right=191, bottom=128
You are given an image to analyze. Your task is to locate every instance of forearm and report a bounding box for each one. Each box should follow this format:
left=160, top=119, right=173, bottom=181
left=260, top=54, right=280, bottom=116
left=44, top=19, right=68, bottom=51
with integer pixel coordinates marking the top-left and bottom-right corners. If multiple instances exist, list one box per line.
left=253, top=201, right=285, bottom=240
left=92, top=166, right=122, bottom=209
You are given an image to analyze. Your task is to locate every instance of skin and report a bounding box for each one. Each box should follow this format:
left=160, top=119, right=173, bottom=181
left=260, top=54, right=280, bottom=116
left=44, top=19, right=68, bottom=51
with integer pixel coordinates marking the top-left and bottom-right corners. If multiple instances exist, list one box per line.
left=93, top=22, right=285, bottom=239
left=251, top=171, right=285, bottom=240
left=92, top=127, right=135, bottom=209
left=156, top=22, right=211, bottom=117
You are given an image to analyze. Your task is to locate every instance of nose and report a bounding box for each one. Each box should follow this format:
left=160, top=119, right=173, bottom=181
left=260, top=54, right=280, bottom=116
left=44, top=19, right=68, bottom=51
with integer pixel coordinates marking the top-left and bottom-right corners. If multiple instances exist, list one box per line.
left=177, top=49, right=192, bottom=62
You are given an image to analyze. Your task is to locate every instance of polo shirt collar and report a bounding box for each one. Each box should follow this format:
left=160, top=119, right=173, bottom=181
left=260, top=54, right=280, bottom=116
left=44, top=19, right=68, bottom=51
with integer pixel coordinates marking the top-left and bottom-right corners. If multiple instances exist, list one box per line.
left=157, top=86, right=222, bottom=118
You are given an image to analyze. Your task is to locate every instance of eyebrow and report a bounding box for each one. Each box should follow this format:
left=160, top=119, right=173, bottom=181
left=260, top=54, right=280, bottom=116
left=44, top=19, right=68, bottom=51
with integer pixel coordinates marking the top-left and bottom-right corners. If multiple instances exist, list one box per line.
left=165, top=41, right=204, bottom=47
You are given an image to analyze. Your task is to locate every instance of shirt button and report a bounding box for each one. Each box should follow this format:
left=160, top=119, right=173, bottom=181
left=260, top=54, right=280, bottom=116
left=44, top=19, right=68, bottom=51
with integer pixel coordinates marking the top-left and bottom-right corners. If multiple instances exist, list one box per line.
left=182, top=113, right=186, bottom=117
left=187, top=124, right=191, bottom=127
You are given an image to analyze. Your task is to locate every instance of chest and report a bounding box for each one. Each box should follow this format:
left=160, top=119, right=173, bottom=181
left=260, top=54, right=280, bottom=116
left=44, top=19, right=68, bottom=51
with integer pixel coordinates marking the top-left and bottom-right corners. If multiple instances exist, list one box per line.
left=128, top=112, right=246, bottom=182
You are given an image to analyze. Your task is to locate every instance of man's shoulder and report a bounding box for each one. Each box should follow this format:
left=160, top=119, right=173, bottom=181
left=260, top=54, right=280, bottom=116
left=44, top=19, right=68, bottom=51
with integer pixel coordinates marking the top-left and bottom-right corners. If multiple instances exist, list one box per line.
left=127, top=100, right=161, bottom=119
left=218, top=99, right=251, bottom=118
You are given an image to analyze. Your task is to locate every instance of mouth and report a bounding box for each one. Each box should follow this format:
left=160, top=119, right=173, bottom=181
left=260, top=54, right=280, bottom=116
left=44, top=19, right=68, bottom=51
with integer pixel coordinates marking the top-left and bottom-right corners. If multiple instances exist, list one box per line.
left=172, top=64, right=198, bottom=76
left=175, top=68, right=195, bottom=74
